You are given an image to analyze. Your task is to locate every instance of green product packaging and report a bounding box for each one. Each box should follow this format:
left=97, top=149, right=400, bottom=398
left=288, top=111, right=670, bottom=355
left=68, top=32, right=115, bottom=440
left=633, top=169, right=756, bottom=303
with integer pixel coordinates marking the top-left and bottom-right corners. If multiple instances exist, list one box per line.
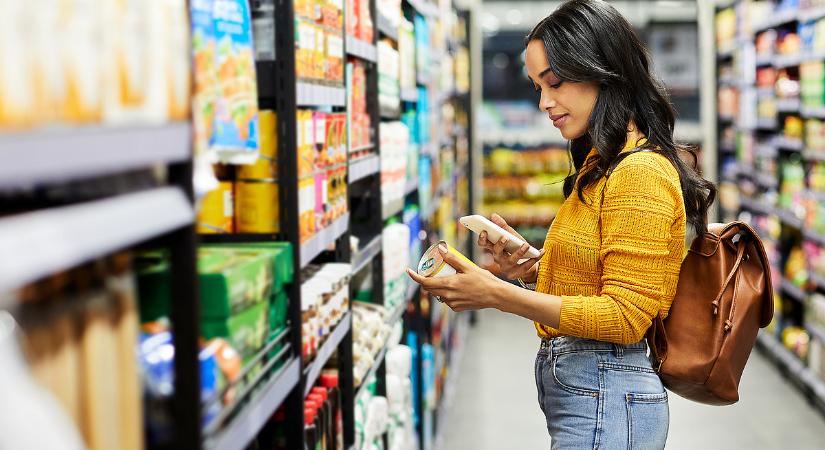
left=136, top=247, right=275, bottom=322
left=270, top=290, right=289, bottom=331
left=202, top=242, right=294, bottom=293
left=202, top=300, right=269, bottom=362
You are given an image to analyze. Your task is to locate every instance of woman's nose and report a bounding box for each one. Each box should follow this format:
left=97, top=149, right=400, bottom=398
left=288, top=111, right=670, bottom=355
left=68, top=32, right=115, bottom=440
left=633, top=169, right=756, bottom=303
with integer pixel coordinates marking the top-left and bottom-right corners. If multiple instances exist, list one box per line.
left=539, top=91, right=556, bottom=111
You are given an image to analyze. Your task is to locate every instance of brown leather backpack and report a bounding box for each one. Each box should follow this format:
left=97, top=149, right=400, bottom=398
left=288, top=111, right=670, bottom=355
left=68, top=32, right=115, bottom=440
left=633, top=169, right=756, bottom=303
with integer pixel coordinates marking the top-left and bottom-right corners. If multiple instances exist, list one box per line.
left=646, top=222, right=774, bottom=405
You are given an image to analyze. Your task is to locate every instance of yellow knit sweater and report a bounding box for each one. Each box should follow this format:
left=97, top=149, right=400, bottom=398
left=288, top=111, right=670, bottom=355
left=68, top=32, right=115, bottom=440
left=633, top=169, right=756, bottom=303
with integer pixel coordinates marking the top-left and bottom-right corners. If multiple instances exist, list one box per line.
left=534, top=141, right=686, bottom=344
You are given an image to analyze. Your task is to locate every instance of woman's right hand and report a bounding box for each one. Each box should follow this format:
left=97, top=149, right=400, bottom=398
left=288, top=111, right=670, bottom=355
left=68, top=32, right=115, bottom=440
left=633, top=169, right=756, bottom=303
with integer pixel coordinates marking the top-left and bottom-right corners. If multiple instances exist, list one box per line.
left=477, top=214, right=545, bottom=282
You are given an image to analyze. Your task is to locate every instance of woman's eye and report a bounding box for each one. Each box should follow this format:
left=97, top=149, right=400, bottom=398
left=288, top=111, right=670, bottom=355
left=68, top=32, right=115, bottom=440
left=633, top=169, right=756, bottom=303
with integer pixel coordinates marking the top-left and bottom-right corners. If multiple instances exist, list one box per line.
left=550, top=81, right=563, bottom=89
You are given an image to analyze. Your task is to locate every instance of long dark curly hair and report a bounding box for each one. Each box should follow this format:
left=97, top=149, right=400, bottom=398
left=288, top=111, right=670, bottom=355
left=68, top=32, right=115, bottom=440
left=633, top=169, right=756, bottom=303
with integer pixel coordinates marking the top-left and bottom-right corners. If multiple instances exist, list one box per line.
left=525, top=0, right=715, bottom=235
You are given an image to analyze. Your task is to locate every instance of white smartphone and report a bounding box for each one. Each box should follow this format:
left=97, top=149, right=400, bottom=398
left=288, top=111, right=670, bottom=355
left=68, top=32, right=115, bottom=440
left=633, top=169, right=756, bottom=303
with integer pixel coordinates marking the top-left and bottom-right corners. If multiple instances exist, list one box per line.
left=459, top=214, right=542, bottom=259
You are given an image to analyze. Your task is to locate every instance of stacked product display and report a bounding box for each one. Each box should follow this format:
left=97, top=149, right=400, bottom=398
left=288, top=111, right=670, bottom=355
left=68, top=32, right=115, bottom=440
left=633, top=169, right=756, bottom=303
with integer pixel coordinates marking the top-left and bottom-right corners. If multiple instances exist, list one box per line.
left=481, top=145, right=569, bottom=249
left=715, top=0, right=825, bottom=415
left=0, top=1, right=474, bottom=449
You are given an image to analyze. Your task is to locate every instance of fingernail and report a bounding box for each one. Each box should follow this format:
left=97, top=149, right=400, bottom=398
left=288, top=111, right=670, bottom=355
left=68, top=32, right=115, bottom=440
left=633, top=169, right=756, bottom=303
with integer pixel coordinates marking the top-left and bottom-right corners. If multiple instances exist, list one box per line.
left=438, top=243, right=448, bottom=253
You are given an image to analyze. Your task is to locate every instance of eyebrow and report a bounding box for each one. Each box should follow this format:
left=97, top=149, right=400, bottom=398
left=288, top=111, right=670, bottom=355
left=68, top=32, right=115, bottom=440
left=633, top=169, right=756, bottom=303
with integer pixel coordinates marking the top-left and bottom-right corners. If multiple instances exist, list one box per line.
left=528, top=67, right=557, bottom=84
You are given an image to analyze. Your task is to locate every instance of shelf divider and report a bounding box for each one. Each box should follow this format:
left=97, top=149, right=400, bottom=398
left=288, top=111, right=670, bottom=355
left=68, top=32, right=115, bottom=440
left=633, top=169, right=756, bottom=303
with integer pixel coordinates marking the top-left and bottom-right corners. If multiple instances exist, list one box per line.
left=0, top=187, right=193, bottom=298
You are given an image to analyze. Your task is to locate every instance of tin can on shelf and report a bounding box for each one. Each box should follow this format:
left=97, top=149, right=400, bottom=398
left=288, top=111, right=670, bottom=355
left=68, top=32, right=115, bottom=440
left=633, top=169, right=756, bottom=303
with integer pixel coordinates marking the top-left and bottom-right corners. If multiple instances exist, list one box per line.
left=197, top=181, right=234, bottom=234
left=237, top=111, right=278, bottom=179
left=417, top=240, right=476, bottom=278
left=235, top=179, right=280, bottom=233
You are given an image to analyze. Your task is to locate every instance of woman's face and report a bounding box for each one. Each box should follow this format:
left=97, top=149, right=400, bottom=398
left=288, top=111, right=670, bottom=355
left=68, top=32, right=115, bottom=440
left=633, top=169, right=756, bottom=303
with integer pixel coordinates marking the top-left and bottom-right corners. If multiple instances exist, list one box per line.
left=525, top=39, right=599, bottom=140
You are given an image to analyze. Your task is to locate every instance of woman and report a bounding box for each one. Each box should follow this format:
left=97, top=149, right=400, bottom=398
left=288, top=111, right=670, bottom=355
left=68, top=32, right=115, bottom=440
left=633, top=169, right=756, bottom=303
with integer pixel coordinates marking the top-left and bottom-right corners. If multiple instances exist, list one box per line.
left=407, top=1, right=716, bottom=448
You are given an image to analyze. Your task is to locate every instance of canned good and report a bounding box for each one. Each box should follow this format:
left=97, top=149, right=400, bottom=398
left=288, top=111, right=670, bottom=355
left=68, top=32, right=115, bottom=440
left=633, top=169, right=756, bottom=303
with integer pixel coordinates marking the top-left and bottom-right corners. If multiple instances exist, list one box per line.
left=235, top=179, right=280, bottom=233
left=417, top=241, right=476, bottom=278
left=237, top=110, right=278, bottom=179
left=197, top=181, right=234, bottom=234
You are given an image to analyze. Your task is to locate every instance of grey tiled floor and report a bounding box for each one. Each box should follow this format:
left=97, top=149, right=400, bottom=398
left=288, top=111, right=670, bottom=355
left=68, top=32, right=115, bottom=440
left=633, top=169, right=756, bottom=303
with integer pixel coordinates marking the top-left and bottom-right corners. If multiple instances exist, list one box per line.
left=441, top=309, right=825, bottom=450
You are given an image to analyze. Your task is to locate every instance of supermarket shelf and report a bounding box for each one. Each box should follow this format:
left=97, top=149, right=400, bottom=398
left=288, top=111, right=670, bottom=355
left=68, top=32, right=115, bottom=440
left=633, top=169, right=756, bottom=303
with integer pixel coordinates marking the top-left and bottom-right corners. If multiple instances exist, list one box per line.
left=804, top=150, right=825, bottom=161
left=352, top=235, right=382, bottom=275
left=406, top=0, right=438, bottom=17
left=432, top=314, right=470, bottom=450
left=756, top=332, right=825, bottom=413
left=756, top=117, right=778, bottom=130
left=807, top=322, right=825, bottom=343
left=777, top=208, right=804, bottom=230
left=377, top=13, right=398, bottom=40
left=774, top=136, right=804, bottom=151
left=739, top=196, right=773, bottom=216
left=296, top=82, right=346, bottom=107
left=776, top=97, right=801, bottom=113
left=800, top=5, right=825, bottom=22
left=718, top=114, right=735, bottom=124
left=754, top=8, right=798, bottom=33
left=717, top=45, right=734, bottom=60
left=0, top=123, right=190, bottom=189
left=756, top=53, right=773, bottom=66
left=480, top=126, right=566, bottom=148
left=781, top=278, right=808, bottom=304
left=304, top=312, right=352, bottom=396
left=382, top=198, right=404, bottom=220
left=803, top=227, right=825, bottom=247
left=400, top=87, right=419, bottom=102
left=405, top=177, right=419, bottom=196
left=300, top=213, right=350, bottom=268
left=380, top=103, right=402, bottom=119
left=349, top=154, right=380, bottom=183
left=355, top=345, right=388, bottom=401
left=773, top=53, right=802, bottom=69
left=802, top=105, right=825, bottom=118
left=0, top=187, right=193, bottom=298
left=351, top=143, right=375, bottom=153
left=345, top=35, right=377, bottom=63
left=387, top=296, right=408, bottom=326
left=204, top=357, right=300, bottom=450
left=417, top=73, right=430, bottom=86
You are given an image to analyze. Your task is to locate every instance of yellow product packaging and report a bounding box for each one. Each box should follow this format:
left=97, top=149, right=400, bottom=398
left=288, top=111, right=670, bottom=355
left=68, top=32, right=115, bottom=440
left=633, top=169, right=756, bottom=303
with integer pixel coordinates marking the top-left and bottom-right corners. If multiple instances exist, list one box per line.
left=298, top=110, right=316, bottom=177
left=103, top=0, right=169, bottom=124
left=235, top=179, right=280, bottom=234
left=417, top=240, right=477, bottom=278
left=299, top=177, right=316, bottom=242
left=164, top=0, right=192, bottom=120
left=32, top=0, right=66, bottom=124
left=314, top=25, right=327, bottom=81
left=197, top=181, right=235, bottom=234
left=327, top=31, right=344, bottom=83
left=0, top=1, right=37, bottom=127
left=296, top=19, right=315, bottom=80
left=63, top=0, right=104, bottom=123
left=314, top=111, right=328, bottom=167
left=238, top=110, right=278, bottom=179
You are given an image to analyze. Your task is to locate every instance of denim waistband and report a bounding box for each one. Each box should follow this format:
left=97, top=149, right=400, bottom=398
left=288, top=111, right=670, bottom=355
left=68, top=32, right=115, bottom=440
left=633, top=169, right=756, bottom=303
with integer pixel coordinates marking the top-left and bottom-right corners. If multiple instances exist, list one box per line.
left=539, top=335, right=647, bottom=354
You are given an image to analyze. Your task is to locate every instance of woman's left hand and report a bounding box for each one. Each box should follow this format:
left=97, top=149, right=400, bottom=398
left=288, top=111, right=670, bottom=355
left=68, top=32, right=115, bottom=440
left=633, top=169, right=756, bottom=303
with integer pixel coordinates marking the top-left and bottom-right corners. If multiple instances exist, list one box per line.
left=406, top=243, right=505, bottom=312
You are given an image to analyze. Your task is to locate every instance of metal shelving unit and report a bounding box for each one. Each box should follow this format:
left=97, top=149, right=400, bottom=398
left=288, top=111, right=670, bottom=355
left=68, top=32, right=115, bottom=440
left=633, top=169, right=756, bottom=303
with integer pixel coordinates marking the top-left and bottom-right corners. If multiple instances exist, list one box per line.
left=303, top=313, right=353, bottom=396
left=300, top=213, right=351, bottom=268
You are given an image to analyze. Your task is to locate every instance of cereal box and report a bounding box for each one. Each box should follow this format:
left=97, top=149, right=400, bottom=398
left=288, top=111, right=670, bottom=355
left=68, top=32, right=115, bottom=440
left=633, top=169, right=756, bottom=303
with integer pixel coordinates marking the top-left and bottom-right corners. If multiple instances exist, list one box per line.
left=211, top=0, right=259, bottom=164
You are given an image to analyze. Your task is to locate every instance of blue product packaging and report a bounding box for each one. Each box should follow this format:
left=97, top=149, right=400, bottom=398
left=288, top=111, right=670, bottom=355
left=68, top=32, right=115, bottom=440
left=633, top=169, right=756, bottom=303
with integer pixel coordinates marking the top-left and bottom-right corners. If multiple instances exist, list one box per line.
left=211, top=0, right=260, bottom=163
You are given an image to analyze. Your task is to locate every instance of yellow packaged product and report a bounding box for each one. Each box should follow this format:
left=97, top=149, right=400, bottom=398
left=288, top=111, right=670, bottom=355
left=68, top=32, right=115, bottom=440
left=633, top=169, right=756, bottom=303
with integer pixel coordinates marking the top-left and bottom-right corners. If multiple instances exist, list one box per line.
left=299, top=177, right=317, bottom=242
left=63, top=0, right=104, bottom=123
left=164, top=0, right=192, bottom=120
left=197, top=181, right=235, bottom=234
left=0, top=1, right=37, bottom=127
left=235, top=179, right=280, bottom=233
left=32, top=0, right=66, bottom=124
left=314, top=25, right=326, bottom=81
left=298, top=110, right=316, bottom=177
left=238, top=110, right=278, bottom=179
left=296, top=19, right=315, bottom=80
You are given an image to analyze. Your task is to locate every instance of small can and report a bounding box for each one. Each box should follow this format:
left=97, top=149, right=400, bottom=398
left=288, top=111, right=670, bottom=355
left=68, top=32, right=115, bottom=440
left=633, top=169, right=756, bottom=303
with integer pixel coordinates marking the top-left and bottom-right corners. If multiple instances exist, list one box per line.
left=235, top=179, right=280, bottom=233
left=417, top=240, right=476, bottom=278
left=197, top=181, right=234, bottom=234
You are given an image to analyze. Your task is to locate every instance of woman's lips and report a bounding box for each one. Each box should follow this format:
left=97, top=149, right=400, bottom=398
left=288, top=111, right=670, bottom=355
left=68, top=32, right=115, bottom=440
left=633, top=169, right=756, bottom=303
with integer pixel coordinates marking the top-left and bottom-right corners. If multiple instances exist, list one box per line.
left=550, top=113, right=568, bottom=128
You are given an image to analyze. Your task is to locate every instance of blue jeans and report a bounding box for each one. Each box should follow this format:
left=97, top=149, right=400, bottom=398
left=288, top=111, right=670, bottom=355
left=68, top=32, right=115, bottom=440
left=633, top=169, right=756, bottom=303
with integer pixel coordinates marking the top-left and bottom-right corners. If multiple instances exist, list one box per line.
left=534, top=336, right=669, bottom=450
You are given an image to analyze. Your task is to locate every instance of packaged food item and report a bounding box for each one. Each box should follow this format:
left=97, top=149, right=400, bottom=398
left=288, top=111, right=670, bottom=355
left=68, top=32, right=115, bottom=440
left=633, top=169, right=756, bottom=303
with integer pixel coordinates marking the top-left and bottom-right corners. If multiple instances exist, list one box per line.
left=315, top=170, right=329, bottom=230
left=416, top=240, right=476, bottom=279
left=197, top=181, right=235, bottom=234
left=299, top=177, right=317, bottom=243
left=327, top=31, right=344, bottom=83
left=164, top=0, right=192, bottom=120
left=32, top=0, right=65, bottom=125
left=211, top=0, right=260, bottom=163
left=190, top=0, right=218, bottom=159
left=237, top=110, right=278, bottom=179
left=235, top=179, right=280, bottom=234
left=202, top=300, right=269, bottom=362
left=298, top=109, right=316, bottom=177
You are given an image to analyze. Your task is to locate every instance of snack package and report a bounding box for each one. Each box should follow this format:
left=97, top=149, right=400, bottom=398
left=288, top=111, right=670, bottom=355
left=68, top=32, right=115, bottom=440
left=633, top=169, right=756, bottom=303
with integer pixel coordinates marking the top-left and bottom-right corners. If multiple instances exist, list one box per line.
left=32, top=0, right=66, bottom=125
left=211, top=0, right=260, bottom=163
left=164, top=0, right=192, bottom=119
left=64, top=0, right=104, bottom=123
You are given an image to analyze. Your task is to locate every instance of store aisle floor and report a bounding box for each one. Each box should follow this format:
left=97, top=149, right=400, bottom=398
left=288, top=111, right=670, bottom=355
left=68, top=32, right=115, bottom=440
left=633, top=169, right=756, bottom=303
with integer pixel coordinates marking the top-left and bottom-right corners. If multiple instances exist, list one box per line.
left=442, top=309, right=825, bottom=450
